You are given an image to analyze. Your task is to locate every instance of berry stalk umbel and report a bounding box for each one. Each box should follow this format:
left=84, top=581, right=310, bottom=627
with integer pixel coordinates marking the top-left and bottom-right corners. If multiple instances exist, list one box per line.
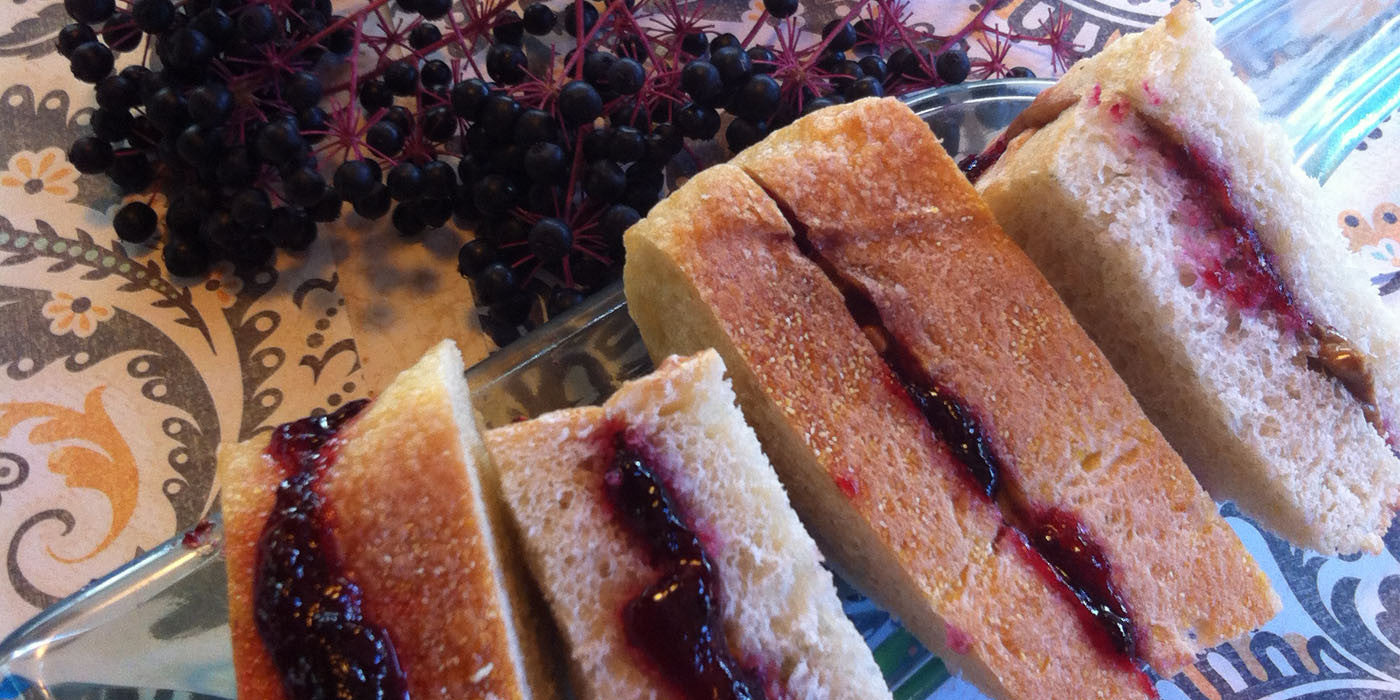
left=60, top=0, right=1072, bottom=344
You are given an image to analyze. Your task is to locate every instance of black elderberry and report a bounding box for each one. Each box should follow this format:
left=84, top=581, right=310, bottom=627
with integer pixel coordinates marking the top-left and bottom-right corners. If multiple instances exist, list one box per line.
left=418, top=197, right=452, bottom=226
left=358, top=77, right=394, bottom=111
left=822, top=18, right=857, bottom=53
left=90, top=107, right=132, bottom=141
left=334, top=159, right=379, bottom=199
left=599, top=203, right=639, bottom=241
left=108, top=152, right=153, bottom=191
left=763, top=0, right=798, bottom=18
left=416, top=0, right=451, bottom=20
left=489, top=143, right=526, bottom=178
left=421, top=59, right=452, bottom=88
left=747, top=45, right=777, bottom=74
left=297, top=106, right=329, bottom=141
left=386, top=162, right=423, bottom=200
left=525, top=184, right=557, bottom=214
left=163, top=236, right=210, bottom=277
left=392, top=202, right=426, bottom=237
left=726, top=117, right=767, bottom=151
left=457, top=238, right=496, bottom=277
left=419, top=104, right=457, bottom=142
left=231, top=188, right=272, bottom=228
left=479, top=93, right=521, bottom=137
left=236, top=4, right=275, bottom=43
left=644, top=123, right=682, bottom=163
left=384, top=60, right=419, bottom=95
left=102, top=13, right=141, bottom=53
left=309, top=191, right=342, bottom=223
left=816, top=49, right=844, bottom=72
left=582, top=159, right=624, bottom=201
left=185, top=84, right=230, bottom=126
left=514, top=109, right=558, bottom=145
left=858, top=55, right=887, bottom=81
left=582, top=50, right=615, bottom=86
left=282, top=70, right=322, bottom=110
left=676, top=102, right=720, bottom=139
left=547, top=288, right=584, bottom=315
left=493, top=10, right=525, bottom=44
left=68, top=137, right=113, bottom=174
left=936, top=49, right=971, bottom=85
left=323, top=19, right=355, bottom=54
left=113, top=202, right=158, bottom=243
left=409, top=22, right=442, bottom=50
left=352, top=183, right=391, bottom=219
left=199, top=209, right=241, bottom=250
left=383, top=104, right=414, bottom=135
left=608, top=126, right=645, bottom=163
left=69, top=42, right=114, bottom=83
left=472, top=174, right=519, bottom=216
left=582, top=126, right=612, bottom=160
left=364, top=120, right=403, bottom=156
left=528, top=217, right=572, bottom=263
left=176, top=124, right=223, bottom=165
left=255, top=118, right=304, bottom=164
left=847, top=75, right=884, bottom=100
left=230, top=233, right=276, bottom=268
left=524, top=142, right=566, bottom=183
left=523, top=3, right=556, bottom=34
left=712, top=47, right=753, bottom=88
left=608, top=98, right=648, bottom=128
left=453, top=183, right=481, bottom=222
left=486, top=43, right=528, bottom=84
left=681, top=60, right=723, bottom=105
left=94, top=74, right=137, bottom=111
left=451, top=78, right=490, bottom=119
left=65, top=0, right=114, bottom=24
left=733, top=74, right=780, bottom=122
left=561, top=2, right=597, bottom=38
left=831, top=60, right=863, bottom=91
left=131, top=0, right=174, bottom=33
left=56, top=23, right=95, bottom=58
left=710, top=32, right=740, bottom=53
left=193, top=8, right=233, bottom=46
left=269, top=206, right=317, bottom=250
left=801, top=96, right=833, bottom=115
left=420, top=159, right=457, bottom=196
left=680, top=31, right=707, bottom=57
left=559, top=80, right=602, bottom=125
left=215, top=149, right=255, bottom=188
left=283, top=166, right=327, bottom=206
left=608, top=58, right=645, bottom=95
left=1008, top=66, right=1036, bottom=78
left=617, top=33, right=647, bottom=60
left=167, top=27, right=214, bottom=67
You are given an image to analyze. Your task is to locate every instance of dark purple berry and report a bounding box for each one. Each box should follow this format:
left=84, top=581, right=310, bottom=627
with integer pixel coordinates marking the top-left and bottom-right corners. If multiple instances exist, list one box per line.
left=680, top=31, right=707, bottom=57
left=167, top=27, right=213, bottom=67
left=334, top=159, right=379, bottom=199
left=113, top=201, right=158, bottom=243
left=711, top=47, right=752, bottom=87
left=421, top=59, right=452, bottom=88
left=193, top=8, right=233, bottom=46
left=309, top=191, right=342, bottom=223
left=583, top=50, right=615, bottom=86
left=514, top=108, right=558, bottom=145
left=90, top=107, right=132, bottom=141
left=608, top=57, right=645, bottom=95
left=131, top=0, right=174, bottom=33
left=472, top=174, right=519, bottom=216
left=56, top=23, right=95, bottom=58
left=732, top=74, right=780, bottom=122
left=858, top=55, right=887, bottom=81
left=644, top=123, right=682, bottom=163
left=384, top=60, right=419, bottom=95
left=763, top=0, right=798, bottom=19
left=231, top=188, right=272, bottom=228
left=681, top=60, right=723, bottom=105
left=608, top=126, right=645, bottom=163
left=599, top=203, right=639, bottom=241
left=523, top=3, right=556, bottom=34
left=802, top=96, right=836, bottom=115
left=323, top=20, right=354, bottom=54
left=237, top=4, right=275, bottom=43
left=936, top=49, right=970, bottom=84
left=69, top=42, right=114, bottom=82
left=479, top=93, right=520, bottom=137
left=726, top=117, right=767, bottom=151
left=408, top=22, right=441, bottom=50
left=561, top=2, right=598, bottom=38
left=608, top=98, right=648, bottom=128
left=392, top=202, right=426, bottom=236
left=473, top=262, right=516, bottom=303
left=418, top=197, right=452, bottom=226
left=65, top=0, right=115, bottom=24
left=102, top=13, right=141, bottom=52
left=582, top=159, right=624, bottom=201
left=68, top=136, right=113, bottom=174
left=420, top=104, right=457, bottom=142
left=383, top=104, right=414, bottom=135
left=163, top=236, right=210, bottom=277
left=282, top=70, right=322, bottom=109
left=1008, top=66, right=1035, bottom=78
left=358, top=77, right=394, bottom=111
left=420, top=159, right=457, bottom=196
left=94, top=74, right=137, bottom=110
left=823, top=18, right=856, bottom=53
left=582, top=126, right=611, bottom=160
left=175, top=124, right=222, bottom=165
left=386, top=162, right=422, bottom=200
left=492, top=10, right=524, bottom=44
left=558, top=80, right=602, bottom=125
left=457, top=238, right=496, bottom=277
left=268, top=206, right=317, bottom=250
left=186, top=84, right=232, bottom=126
left=846, top=75, right=884, bottom=100
left=548, top=288, right=585, bottom=315
left=298, top=106, right=329, bottom=141
left=747, top=45, right=776, bottom=74
left=451, top=78, right=490, bottom=119
left=524, top=142, right=566, bottom=183
left=416, top=0, right=451, bottom=20
left=352, top=183, right=391, bottom=219
left=107, top=152, right=153, bottom=191
left=529, top=217, right=571, bottom=263
left=676, top=102, right=720, bottom=140
left=255, top=118, right=304, bottom=164
left=486, top=43, right=527, bottom=84
left=283, top=167, right=327, bottom=207
left=365, top=120, right=404, bottom=156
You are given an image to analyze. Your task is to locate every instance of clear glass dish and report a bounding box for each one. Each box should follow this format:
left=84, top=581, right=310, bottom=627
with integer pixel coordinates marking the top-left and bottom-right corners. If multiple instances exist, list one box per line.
left=5, top=1, right=1400, bottom=696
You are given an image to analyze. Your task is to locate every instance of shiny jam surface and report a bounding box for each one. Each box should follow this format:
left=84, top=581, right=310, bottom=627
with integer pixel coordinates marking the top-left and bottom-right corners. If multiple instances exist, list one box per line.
left=1027, top=510, right=1136, bottom=659
left=253, top=399, right=409, bottom=700
left=604, top=437, right=765, bottom=700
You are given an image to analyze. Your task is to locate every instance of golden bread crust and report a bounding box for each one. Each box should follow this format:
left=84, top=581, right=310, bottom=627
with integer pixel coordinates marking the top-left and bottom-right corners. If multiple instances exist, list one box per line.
left=732, top=97, right=1278, bottom=672
left=219, top=341, right=539, bottom=700
left=624, top=163, right=1152, bottom=698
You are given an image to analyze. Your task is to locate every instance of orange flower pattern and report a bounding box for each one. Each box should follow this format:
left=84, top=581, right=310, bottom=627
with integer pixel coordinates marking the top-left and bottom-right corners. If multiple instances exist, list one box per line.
left=41, top=291, right=114, bottom=338
left=0, top=148, right=78, bottom=201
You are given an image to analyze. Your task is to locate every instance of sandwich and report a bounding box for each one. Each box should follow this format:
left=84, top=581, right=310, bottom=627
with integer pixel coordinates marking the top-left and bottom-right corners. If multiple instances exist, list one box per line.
left=974, top=4, right=1400, bottom=554
left=218, top=340, right=558, bottom=699
left=623, top=97, right=1278, bottom=698
left=484, top=350, right=893, bottom=700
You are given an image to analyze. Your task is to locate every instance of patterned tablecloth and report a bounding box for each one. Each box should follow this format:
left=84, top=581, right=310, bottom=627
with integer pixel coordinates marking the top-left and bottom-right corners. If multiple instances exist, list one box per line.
left=2, top=0, right=1400, bottom=697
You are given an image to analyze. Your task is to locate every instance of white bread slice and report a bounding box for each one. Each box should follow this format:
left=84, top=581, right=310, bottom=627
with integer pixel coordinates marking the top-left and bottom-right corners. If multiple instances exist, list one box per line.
left=624, top=164, right=1157, bottom=698
left=485, top=350, right=892, bottom=700
left=219, top=340, right=559, bottom=700
left=977, top=4, right=1400, bottom=554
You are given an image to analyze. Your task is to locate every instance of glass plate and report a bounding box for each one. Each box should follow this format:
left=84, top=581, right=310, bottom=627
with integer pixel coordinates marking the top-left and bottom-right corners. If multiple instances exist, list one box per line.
left=5, top=1, right=1400, bottom=693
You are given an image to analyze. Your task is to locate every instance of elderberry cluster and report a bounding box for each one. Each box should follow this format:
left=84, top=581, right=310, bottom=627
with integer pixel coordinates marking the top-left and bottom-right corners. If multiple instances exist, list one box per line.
left=58, top=0, right=1044, bottom=342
